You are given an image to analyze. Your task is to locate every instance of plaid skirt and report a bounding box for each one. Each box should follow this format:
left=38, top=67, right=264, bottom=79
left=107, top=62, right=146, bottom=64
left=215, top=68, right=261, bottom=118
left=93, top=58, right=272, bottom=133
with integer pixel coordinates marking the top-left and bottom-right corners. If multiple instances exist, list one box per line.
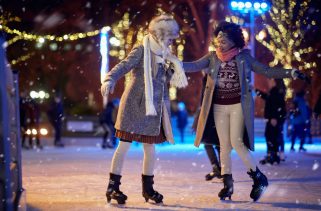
left=115, top=127, right=166, bottom=144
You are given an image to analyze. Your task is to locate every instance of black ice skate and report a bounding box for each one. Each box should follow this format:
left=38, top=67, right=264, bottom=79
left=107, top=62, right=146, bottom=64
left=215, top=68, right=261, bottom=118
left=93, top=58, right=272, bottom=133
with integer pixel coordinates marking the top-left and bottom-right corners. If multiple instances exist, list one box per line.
left=259, top=152, right=280, bottom=165
left=106, top=173, right=128, bottom=204
left=142, top=174, right=163, bottom=203
left=247, top=167, right=268, bottom=202
left=218, top=174, right=233, bottom=200
left=205, top=165, right=222, bottom=181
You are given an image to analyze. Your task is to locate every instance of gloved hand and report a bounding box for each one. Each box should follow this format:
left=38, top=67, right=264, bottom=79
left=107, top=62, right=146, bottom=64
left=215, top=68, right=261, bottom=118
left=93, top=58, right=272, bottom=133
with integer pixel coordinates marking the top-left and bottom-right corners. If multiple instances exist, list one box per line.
left=100, top=81, right=115, bottom=96
left=292, top=69, right=311, bottom=84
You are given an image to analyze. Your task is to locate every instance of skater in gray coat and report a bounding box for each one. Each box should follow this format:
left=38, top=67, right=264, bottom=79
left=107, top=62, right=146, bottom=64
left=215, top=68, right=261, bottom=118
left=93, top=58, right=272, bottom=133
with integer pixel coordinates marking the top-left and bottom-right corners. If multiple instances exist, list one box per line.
left=101, top=14, right=187, bottom=204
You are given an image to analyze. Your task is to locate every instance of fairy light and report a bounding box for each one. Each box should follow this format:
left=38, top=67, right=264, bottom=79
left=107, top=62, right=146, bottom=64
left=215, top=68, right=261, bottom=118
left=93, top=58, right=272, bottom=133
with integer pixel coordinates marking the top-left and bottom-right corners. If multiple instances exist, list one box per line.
left=257, top=0, right=317, bottom=99
left=38, top=37, right=45, bottom=43
left=0, top=23, right=105, bottom=45
left=10, top=52, right=35, bottom=65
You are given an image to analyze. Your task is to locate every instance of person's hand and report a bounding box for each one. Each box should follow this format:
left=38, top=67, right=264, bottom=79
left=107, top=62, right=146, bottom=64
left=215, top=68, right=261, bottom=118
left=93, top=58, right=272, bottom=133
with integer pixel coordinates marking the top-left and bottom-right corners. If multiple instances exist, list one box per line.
left=101, top=81, right=115, bottom=96
left=292, top=69, right=311, bottom=84
left=270, top=118, right=277, bottom=127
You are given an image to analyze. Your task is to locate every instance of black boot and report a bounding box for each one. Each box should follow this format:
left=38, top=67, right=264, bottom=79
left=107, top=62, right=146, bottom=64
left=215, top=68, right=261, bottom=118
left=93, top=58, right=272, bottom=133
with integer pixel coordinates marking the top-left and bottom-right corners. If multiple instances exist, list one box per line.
left=205, top=165, right=222, bottom=181
left=218, top=174, right=233, bottom=200
left=106, top=173, right=128, bottom=204
left=142, top=175, right=163, bottom=203
left=259, top=152, right=271, bottom=165
left=260, top=152, right=280, bottom=165
left=247, top=167, right=268, bottom=202
left=269, top=152, right=280, bottom=165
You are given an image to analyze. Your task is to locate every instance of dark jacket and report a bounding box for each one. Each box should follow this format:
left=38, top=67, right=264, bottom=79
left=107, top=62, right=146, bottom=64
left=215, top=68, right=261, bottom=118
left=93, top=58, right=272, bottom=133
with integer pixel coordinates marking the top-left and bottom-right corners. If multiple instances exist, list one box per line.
left=256, top=87, right=286, bottom=124
left=99, top=102, right=115, bottom=126
left=314, top=92, right=321, bottom=115
left=48, top=100, right=64, bottom=124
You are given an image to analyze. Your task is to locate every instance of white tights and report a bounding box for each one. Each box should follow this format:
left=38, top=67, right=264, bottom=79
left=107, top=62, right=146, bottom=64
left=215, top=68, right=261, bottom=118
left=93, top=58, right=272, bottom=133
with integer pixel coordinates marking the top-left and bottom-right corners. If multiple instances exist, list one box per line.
left=110, top=140, right=156, bottom=176
left=213, top=103, right=256, bottom=175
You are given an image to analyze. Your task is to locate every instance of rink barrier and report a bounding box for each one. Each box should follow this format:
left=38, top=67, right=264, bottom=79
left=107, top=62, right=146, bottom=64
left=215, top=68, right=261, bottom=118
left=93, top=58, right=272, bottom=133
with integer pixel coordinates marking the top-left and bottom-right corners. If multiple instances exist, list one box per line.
left=0, top=36, right=26, bottom=211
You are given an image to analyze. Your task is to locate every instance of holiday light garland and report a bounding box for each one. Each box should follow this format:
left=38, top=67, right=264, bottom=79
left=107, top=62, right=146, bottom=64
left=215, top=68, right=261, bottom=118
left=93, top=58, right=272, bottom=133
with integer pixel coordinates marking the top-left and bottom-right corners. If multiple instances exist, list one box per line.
left=0, top=24, right=108, bottom=43
left=1, top=14, right=111, bottom=65
left=10, top=52, right=35, bottom=65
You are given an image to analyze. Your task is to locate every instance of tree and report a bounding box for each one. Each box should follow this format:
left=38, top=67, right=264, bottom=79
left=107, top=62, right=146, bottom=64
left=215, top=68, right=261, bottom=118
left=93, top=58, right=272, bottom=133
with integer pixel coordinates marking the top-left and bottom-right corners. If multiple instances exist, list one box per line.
left=256, top=0, right=319, bottom=99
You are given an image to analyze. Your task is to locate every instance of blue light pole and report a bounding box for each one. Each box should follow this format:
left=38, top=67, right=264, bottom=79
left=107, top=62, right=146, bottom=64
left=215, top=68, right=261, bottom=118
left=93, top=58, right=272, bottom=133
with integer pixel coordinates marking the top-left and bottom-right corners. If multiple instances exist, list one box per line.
left=230, top=1, right=270, bottom=86
left=100, top=26, right=111, bottom=106
left=230, top=1, right=270, bottom=57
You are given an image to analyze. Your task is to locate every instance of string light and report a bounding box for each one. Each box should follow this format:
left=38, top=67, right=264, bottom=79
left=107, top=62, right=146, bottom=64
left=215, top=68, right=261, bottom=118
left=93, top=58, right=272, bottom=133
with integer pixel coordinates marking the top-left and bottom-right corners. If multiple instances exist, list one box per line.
left=10, top=52, right=35, bottom=65
left=0, top=23, right=107, bottom=45
left=257, top=0, right=316, bottom=99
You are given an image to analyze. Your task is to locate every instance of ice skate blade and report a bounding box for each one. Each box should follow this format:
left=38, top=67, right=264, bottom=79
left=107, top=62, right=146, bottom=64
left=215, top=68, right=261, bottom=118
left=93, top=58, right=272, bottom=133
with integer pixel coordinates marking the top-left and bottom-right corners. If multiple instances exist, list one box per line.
left=252, top=186, right=267, bottom=202
left=220, top=196, right=232, bottom=201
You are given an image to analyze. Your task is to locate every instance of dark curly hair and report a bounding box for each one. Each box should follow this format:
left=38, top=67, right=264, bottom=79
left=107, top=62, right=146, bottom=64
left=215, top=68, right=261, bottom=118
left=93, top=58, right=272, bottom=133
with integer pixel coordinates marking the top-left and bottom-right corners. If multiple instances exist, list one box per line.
left=213, top=21, right=245, bottom=49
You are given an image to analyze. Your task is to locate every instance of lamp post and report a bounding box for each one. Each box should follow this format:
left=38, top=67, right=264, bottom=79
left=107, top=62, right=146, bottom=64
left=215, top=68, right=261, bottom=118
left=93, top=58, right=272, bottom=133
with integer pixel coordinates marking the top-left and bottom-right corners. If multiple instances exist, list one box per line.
left=100, top=26, right=111, bottom=106
left=230, top=1, right=270, bottom=57
left=230, top=1, right=270, bottom=85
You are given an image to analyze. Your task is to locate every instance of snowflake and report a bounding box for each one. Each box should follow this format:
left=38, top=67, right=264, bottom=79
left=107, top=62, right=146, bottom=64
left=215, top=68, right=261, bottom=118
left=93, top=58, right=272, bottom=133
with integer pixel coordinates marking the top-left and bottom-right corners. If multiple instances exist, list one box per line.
left=312, top=161, right=319, bottom=171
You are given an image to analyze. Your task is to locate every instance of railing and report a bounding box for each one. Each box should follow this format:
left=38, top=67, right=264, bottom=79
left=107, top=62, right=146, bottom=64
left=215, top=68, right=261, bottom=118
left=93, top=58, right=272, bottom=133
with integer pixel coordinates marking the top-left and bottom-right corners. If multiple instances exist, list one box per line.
left=0, top=36, right=26, bottom=211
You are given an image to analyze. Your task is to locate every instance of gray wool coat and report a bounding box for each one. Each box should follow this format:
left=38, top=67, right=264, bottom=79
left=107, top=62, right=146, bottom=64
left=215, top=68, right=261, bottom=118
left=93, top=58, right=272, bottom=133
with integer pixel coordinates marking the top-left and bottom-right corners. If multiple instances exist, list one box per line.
left=103, top=45, right=175, bottom=143
left=183, top=49, right=293, bottom=151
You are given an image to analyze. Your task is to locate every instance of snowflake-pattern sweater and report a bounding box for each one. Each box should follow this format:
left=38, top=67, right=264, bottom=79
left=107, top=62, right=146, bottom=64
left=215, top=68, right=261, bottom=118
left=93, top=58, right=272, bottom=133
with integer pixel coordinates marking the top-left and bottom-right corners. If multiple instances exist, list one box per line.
left=213, top=60, right=241, bottom=105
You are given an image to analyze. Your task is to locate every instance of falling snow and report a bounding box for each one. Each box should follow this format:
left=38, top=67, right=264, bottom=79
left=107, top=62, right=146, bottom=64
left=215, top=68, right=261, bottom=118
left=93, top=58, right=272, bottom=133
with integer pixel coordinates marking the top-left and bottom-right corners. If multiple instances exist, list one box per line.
left=312, top=161, right=319, bottom=171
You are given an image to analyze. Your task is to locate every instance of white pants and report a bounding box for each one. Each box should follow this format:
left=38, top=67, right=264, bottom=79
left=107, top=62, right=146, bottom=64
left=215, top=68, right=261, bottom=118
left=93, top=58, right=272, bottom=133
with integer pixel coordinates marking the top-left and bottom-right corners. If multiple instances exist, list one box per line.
left=213, top=103, right=256, bottom=175
left=110, top=141, right=156, bottom=176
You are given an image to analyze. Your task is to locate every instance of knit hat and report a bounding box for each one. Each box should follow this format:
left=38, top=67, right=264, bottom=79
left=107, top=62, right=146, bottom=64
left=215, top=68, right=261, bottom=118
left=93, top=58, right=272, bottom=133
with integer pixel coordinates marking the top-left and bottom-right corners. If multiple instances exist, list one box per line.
left=143, top=15, right=187, bottom=116
left=148, top=14, right=179, bottom=49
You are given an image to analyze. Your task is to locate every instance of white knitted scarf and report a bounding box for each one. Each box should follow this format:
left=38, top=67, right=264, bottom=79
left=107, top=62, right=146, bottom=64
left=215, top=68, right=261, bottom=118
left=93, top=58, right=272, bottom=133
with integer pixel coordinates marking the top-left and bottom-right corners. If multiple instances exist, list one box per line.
left=143, top=34, right=188, bottom=116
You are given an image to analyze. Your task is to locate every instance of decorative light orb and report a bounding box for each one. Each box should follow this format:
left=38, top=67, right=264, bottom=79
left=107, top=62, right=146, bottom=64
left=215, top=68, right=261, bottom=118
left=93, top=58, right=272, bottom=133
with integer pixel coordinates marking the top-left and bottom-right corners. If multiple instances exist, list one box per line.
left=258, top=30, right=266, bottom=40
left=109, top=37, right=120, bottom=46
left=40, top=128, right=48, bottom=135
left=49, top=43, right=58, bottom=51
left=38, top=37, right=45, bottom=43
left=261, top=2, right=268, bottom=9
left=231, top=1, right=238, bottom=8
left=101, top=26, right=111, bottom=34
left=238, top=2, right=245, bottom=9
left=253, top=2, right=260, bottom=10
left=32, top=129, right=38, bottom=135
left=245, top=2, right=252, bottom=8
left=30, top=90, right=38, bottom=99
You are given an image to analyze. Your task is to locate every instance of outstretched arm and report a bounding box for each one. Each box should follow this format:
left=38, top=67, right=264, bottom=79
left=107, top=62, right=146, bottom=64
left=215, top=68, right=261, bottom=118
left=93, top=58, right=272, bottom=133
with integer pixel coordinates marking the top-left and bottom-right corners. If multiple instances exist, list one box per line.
left=103, top=45, right=143, bottom=84
left=101, top=45, right=143, bottom=96
left=246, top=53, right=292, bottom=79
left=243, top=50, right=310, bottom=83
left=182, top=54, right=211, bottom=73
left=167, top=53, right=211, bottom=73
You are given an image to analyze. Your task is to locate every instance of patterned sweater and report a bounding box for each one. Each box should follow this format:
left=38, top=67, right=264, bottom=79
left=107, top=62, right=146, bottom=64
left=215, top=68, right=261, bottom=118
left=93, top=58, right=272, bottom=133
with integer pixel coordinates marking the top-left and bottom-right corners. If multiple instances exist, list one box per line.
left=213, top=60, right=241, bottom=105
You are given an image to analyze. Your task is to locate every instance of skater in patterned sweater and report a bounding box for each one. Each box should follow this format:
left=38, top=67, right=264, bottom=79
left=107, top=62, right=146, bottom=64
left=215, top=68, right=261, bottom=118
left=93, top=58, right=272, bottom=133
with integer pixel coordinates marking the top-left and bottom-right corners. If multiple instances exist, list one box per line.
left=168, top=21, right=309, bottom=202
